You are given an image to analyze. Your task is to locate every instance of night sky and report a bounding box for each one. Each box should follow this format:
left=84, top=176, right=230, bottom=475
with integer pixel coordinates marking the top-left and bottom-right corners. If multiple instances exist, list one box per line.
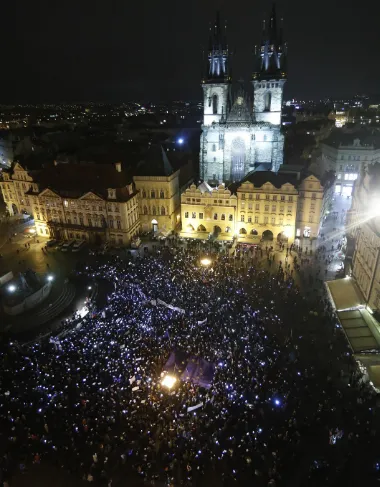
left=2, top=0, right=378, bottom=103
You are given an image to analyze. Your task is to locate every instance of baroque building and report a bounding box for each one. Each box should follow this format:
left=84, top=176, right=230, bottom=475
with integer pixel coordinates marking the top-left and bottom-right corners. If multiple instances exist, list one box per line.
left=181, top=171, right=324, bottom=244
left=0, top=162, right=140, bottom=245
left=200, top=6, right=287, bottom=185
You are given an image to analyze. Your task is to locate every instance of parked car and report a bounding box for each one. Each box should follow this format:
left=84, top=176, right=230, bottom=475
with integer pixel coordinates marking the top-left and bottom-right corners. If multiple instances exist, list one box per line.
left=61, top=240, right=76, bottom=252
left=72, top=240, right=87, bottom=252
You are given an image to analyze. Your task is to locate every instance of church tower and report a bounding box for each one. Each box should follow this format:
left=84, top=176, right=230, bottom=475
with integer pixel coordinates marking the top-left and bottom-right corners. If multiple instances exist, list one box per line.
left=200, top=12, right=231, bottom=181
left=202, top=12, right=230, bottom=126
left=252, top=4, right=287, bottom=126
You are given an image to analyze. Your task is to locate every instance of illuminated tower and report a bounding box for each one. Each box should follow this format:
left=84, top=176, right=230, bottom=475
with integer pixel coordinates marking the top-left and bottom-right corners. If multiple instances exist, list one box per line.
left=253, top=4, right=287, bottom=126
left=200, top=12, right=231, bottom=181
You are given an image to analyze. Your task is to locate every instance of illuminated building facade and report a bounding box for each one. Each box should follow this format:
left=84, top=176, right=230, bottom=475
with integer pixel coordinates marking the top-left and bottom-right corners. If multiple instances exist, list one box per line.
left=319, top=130, right=380, bottom=197
left=349, top=164, right=380, bottom=309
left=200, top=6, right=287, bottom=184
left=181, top=172, right=324, bottom=243
left=0, top=162, right=140, bottom=245
left=133, top=145, right=181, bottom=234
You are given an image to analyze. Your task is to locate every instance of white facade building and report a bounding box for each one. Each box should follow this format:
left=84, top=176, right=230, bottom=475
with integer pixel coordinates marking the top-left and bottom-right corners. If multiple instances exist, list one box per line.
left=319, top=129, right=380, bottom=197
left=200, top=7, right=287, bottom=185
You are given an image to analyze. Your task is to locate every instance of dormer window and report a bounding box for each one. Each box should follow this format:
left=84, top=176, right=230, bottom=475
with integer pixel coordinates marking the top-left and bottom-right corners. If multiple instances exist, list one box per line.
left=108, top=188, right=116, bottom=199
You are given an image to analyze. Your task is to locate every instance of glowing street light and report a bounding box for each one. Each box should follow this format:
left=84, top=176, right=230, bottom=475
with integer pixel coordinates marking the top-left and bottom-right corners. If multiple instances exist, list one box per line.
left=8, top=284, right=16, bottom=292
left=200, top=258, right=212, bottom=267
left=177, top=138, right=184, bottom=145
left=47, top=275, right=54, bottom=282
left=88, top=286, right=92, bottom=290
left=161, top=375, right=177, bottom=390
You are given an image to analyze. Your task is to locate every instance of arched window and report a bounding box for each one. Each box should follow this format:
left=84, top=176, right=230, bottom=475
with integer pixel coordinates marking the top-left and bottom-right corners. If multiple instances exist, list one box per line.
left=142, top=190, right=147, bottom=198
left=151, top=190, right=155, bottom=199
left=212, top=94, right=218, bottom=114
left=152, top=206, right=156, bottom=215
left=161, top=206, right=165, bottom=215
left=143, top=205, right=148, bottom=215
left=160, top=190, right=164, bottom=199
left=264, top=92, right=271, bottom=111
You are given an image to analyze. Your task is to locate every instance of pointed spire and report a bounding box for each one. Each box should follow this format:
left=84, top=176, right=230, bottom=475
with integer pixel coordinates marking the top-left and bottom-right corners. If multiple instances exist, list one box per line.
left=204, top=11, right=230, bottom=83
left=253, top=3, right=287, bottom=81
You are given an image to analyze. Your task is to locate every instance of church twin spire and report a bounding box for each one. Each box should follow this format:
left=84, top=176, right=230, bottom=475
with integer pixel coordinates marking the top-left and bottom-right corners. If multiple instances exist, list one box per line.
left=204, top=4, right=287, bottom=84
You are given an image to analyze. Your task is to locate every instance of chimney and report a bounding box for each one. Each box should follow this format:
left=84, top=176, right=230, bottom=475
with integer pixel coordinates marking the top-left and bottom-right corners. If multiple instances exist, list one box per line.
left=115, top=162, right=122, bottom=172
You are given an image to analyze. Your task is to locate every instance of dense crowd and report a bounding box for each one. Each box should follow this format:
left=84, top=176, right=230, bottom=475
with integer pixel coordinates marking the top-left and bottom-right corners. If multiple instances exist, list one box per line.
left=0, top=240, right=380, bottom=486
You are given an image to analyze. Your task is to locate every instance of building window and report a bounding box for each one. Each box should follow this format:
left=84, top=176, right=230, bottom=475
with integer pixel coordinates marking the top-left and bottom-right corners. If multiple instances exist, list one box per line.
left=288, top=196, right=293, bottom=202
left=279, top=217, right=284, bottom=224
left=117, top=220, right=121, bottom=229
left=265, top=205, right=269, bottom=211
left=185, top=212, right=189, bottom=218
left=199, top=212, right=203, bottom=219
left=214, top=213, right=218, bottom=220
left=340, top=155, right=344, bottom=160
left=256, top=194, right=260, bottom=200
left=212, top=94, right=218, bottom=114
left=241, top=214, right=245, bottom=222
left=192, top=212, right=196, bottom=218
left=287, top=207, right=292, bottom=213
left=255, top=204, right=260, bottom=211
left=280, top=206, right=284, bottom=213
left=151, top=190, right=155, bottom=198
left=142, top=190, right=147, bottom=198
left=254, top=216, right=259, bottom=223
left=87, top=218, right=91, bottom=226
left=79, top=216, right=84, bottom=225
left=264, top=92, right=271, bottom=111
left=311, top=193, right=316, bottom=199
left=242, top=194, right=246, bottom=199
left=64, top=200, right=68, bottom=207
left=280, top=195, right=285, bottom=201
left=152, top=206, right=156, bottom=215
left=271, top=205, right=276, bottom=212
left=265, top=195, right=269, bottom=200
left=109, top=219, right=114, bottom=228
left=241, top=202, right=245, bottom=209
left=273, top=195, right=277, bottom=201
left=229, top=214, right=233, bottom=221
left=248, top=203, right=253, bottom=210
left=160, top=190, right=164, bottom=198
left=212, top=144, right=216, bottom=152
left=221, top=214, right=225, bottom=220
left=143, top=205, right=148, bottom=215
left=248, top=216, right=252, bottom=223
left=264, top=216, right=268, bottom=224
left=271, top=217, right=275, bottom=224
left=309, top=215, right=313, bottom=223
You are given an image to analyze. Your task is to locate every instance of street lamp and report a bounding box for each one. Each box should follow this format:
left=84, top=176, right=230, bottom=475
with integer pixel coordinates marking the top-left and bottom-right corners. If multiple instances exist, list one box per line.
left=161, top=375, right=177, bottom=390
left=200, top=257, right=212, bottom=266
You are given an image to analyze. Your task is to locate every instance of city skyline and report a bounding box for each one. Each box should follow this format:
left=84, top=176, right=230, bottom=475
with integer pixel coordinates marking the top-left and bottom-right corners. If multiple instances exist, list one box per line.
left=2, top=0, right=378, bottom=103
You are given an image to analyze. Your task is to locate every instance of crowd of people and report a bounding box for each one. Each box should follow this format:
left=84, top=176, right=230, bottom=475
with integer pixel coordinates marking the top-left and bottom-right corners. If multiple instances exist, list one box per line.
left=0, top=240, right=380, bottom=487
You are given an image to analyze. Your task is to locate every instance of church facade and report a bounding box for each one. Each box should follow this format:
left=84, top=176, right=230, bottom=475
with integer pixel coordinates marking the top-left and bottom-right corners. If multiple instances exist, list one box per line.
left=200, top=7, right=287, bottom=184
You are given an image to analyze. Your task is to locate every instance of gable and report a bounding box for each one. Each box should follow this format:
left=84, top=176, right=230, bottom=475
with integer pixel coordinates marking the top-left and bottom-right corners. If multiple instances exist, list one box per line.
left=79, top=191, right=104, bottom=201
left=13, top=163, right=25, bottom=172
left=39, top=188, right=60, bottom=198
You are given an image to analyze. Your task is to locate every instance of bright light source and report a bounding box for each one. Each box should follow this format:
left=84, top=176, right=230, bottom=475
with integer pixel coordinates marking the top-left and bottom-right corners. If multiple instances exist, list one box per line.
left=78, top=306, right=89, bottom=318
left=29, top=228, right=36, bottom=234
left=274, top=398, right=281, bottom=406
left=88, top=286, right=92, bottom=290
left=200, top=258, right=212, bottom=266
left=161, top=375, right=177, bottom=390
left=8, top=285, right=16, bottom=292
left=177, top=138, right=184, bottom=145
left=283, top=227, right=293, bottom=238
left=47, top=275, right=54, bottom=282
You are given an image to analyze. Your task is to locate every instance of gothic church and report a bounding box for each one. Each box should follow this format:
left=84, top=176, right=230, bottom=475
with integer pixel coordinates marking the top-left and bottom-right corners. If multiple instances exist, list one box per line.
left=200, top=6, right=287, bottom=184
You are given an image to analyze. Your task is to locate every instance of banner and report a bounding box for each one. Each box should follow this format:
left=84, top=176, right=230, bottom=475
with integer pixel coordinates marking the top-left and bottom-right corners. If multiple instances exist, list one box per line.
left=187, top=402, right=203, bottom=412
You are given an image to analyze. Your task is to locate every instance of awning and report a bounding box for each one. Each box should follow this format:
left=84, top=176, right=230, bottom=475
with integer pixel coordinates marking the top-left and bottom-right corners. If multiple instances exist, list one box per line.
left=325, top=277, right=364, bottom=311
left=337, top=308, right=380, bottom=353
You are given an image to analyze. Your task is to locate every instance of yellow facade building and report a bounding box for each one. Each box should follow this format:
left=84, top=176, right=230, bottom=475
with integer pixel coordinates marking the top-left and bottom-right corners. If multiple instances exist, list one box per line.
left=0, top=162, right=140, bottom=245
left=180, top=172, right=324, bottom=244
left=134, top=144, right=194, bottom=234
